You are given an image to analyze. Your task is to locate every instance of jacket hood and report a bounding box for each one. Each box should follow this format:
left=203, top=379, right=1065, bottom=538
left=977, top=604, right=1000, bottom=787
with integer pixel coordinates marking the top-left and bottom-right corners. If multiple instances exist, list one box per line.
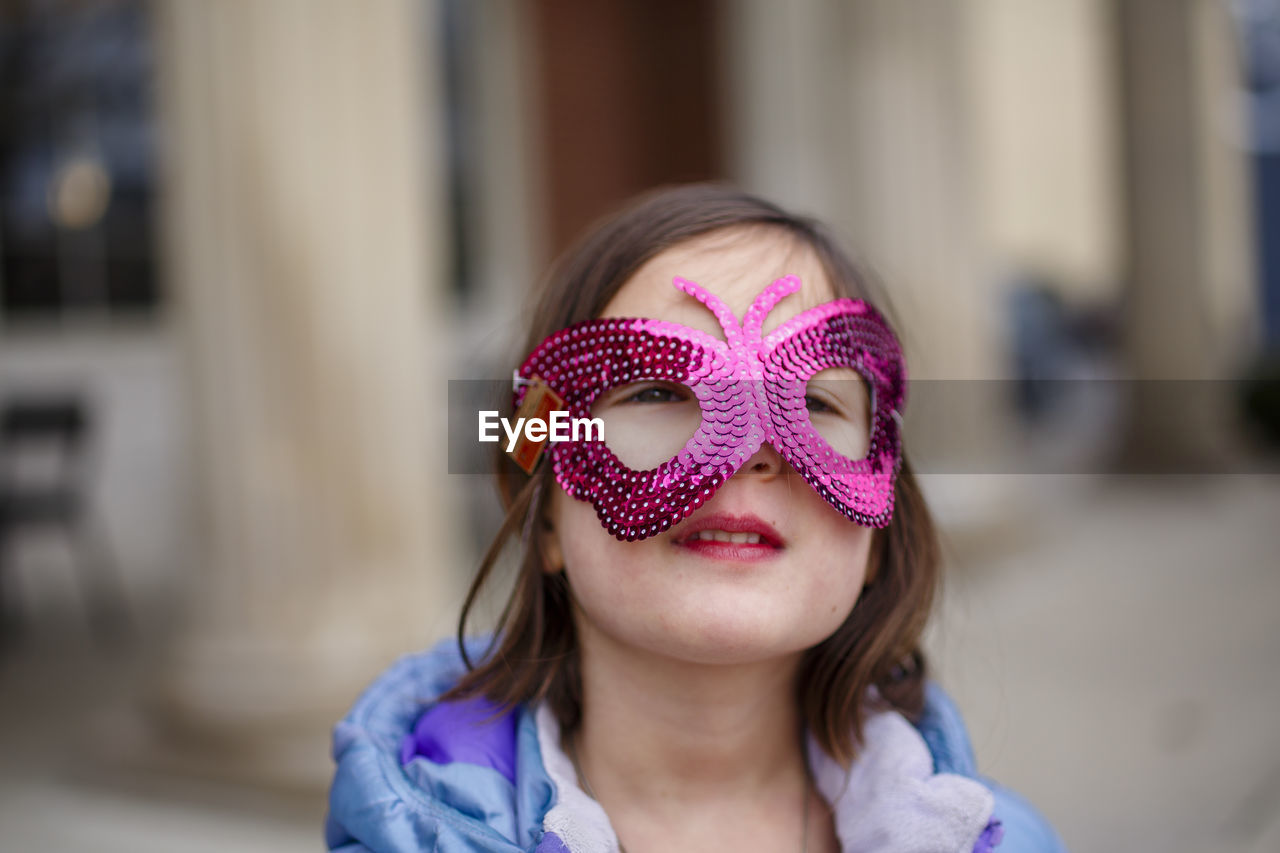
left=326, top=639, right=1061, bottom=853
left=326, top=639, right=554, bottom=852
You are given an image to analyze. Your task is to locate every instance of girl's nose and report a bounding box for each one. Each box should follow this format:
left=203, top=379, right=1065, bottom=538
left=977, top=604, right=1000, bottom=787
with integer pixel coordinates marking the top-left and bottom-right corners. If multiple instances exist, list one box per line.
left=741, top=441, right=784, bottom=479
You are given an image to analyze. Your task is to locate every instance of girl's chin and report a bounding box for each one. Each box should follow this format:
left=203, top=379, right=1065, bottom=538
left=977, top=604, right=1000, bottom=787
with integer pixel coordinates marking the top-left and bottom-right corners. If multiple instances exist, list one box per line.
left=571, top=580, right=858, bottom=664
left=624, top=616, right=833, bottom=667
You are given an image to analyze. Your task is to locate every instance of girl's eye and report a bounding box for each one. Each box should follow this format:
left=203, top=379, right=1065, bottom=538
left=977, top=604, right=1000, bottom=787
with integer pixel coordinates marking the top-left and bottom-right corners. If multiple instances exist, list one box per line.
left=624, top=384, right=686, bottom=404
left=805, top=394, right=836, bottom=415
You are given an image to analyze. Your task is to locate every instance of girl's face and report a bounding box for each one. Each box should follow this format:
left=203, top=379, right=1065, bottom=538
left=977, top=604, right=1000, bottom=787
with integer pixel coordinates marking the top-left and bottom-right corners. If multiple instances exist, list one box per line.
left=546, top=227, right=874, bottom=666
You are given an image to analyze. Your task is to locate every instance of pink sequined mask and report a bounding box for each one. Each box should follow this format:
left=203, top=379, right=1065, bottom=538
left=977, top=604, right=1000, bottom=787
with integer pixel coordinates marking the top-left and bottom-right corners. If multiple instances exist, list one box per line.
left=515, top=275, right=906, bottom=540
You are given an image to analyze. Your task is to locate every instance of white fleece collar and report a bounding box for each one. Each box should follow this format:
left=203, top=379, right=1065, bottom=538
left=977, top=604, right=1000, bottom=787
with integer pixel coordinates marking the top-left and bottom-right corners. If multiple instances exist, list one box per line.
left=535, top=703, right=994, bottom=853
left=536, top=704, right=621, bottom=853
left=807, top=708, right=994, bottom=852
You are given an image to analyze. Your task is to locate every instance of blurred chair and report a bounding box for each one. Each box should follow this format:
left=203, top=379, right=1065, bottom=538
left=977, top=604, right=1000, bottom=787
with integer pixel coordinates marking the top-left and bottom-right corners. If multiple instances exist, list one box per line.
left=0, top=394, right=128, bottom=644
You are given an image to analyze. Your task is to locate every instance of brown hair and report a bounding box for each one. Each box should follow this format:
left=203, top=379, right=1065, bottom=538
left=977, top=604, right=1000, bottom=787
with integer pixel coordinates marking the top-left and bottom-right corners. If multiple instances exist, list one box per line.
left=445, top=183, right=940, bottom=763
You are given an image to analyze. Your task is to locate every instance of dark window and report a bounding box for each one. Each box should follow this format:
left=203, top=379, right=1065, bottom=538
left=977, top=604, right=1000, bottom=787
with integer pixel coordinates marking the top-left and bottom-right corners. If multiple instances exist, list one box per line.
left=0, top=0, right=160, bottom=323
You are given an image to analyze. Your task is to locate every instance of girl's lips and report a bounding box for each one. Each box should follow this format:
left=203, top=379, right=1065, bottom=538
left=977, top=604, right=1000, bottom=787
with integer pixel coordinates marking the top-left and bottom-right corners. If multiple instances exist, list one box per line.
left=672, top=512, right=785, bottom=560
left=675, top=538, right=782, bottom=561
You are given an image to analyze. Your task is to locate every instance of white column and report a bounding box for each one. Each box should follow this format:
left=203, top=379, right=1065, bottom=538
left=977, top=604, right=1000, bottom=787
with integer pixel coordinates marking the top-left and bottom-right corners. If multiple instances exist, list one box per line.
left=727, top=0, right=995, bottom=381
left=148, top=0, right=460, bottom=788
left=725, top=1, right=1016, bottom=532
left=835, top=0, right=993, bottom=382
left=965, top=0, right=1122, bottom=301
left=724, top=0, right=846, bottom=219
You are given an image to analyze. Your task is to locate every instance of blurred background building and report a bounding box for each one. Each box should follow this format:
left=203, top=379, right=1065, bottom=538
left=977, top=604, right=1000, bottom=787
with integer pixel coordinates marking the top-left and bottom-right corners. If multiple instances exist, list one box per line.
left=0, top=1, right=1277, bottom=851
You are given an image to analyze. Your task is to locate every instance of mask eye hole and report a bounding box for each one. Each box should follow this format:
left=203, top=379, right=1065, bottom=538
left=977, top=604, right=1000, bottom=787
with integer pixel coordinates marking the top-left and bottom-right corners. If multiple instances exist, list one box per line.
left=803, top=367, right=872, bottom=460
left=591, top=380, right=701, bottom=471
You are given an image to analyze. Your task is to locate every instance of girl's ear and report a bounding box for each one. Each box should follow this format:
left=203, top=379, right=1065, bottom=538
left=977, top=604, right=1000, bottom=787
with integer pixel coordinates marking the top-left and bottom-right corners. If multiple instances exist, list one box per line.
left=540, top=515, right=565, bottom=574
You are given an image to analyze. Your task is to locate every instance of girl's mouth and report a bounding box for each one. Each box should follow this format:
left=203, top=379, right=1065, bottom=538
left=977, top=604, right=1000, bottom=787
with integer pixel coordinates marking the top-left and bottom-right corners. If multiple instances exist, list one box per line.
left=684, top=530, right=767, bottom=545
left=672, top=512, right=784, bottom=560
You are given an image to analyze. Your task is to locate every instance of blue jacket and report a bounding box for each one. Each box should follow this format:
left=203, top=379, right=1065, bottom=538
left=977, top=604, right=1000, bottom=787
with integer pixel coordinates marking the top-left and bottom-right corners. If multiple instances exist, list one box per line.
left=326, top=640, right=1067, bottom=852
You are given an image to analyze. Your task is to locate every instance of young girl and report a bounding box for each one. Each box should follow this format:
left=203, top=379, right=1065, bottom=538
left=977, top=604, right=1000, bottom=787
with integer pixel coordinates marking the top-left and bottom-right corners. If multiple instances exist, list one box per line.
left=325, top=185, right=1065, bottom=853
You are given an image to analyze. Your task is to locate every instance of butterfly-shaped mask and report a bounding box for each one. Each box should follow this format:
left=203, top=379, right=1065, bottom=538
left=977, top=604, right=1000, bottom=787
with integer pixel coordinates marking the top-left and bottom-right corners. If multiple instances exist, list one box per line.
left=515, top=275, right=906, bottom=541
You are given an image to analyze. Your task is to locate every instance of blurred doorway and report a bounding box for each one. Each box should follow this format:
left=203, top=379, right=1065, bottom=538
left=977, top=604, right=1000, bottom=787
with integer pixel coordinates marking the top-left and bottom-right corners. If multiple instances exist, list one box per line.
left=529, top=0, right=726, bottom=257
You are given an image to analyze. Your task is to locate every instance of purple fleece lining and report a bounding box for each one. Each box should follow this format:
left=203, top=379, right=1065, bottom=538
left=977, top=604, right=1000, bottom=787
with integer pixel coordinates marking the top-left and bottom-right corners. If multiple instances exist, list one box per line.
left=973, top=818, right=1004, bottom=852
left=534, top=830, right=571, bottom=852
left=399, top=695, right=518, bottom=785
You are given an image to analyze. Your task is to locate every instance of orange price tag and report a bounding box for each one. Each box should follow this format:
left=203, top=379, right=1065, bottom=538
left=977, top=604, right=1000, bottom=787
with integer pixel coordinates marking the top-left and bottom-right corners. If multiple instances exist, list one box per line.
left=508, top=378, right=566, bottom=474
